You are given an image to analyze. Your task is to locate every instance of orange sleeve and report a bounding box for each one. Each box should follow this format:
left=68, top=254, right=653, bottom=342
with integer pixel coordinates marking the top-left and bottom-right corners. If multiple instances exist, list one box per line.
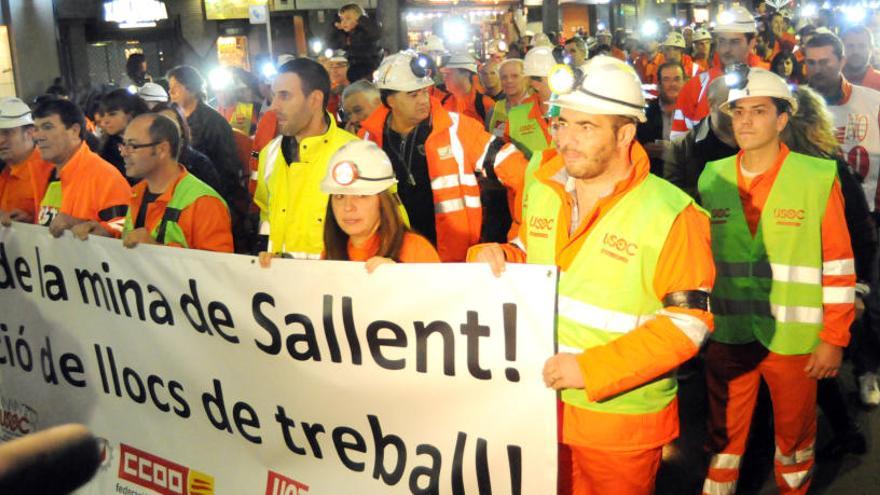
left=0, top=166, right=36, bottom=217
left=399, top=232, right=441, bottom=262
left=576, top=204, right=716, bottom=402
left=94, top=169, right=132, bottom=238
left=173, top=196, right=234, bottom=252
left=820, top=180, right=855, bottom=347
left=671, top=75, right=703, bottom=137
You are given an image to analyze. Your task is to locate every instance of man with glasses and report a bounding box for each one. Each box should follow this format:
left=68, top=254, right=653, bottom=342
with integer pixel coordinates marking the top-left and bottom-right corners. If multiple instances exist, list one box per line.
left=359, top=51, right=527, bottom=260
left=469, top=57, right=714, bottom=494
left=670, top=6, right=768, bottom=139
left=29, top=99, right=130, bottom=238
left=71, top=114, right=232, bottom=252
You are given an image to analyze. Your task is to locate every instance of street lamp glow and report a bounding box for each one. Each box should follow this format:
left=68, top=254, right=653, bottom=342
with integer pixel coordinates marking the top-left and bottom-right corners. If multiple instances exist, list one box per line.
left=844, top=5, right=867, bottom=24
left=310, top=39, right=323, bottom=55
left=208, top=67, right=232, bottom=91
left=641, top=20, right=659, bottom=38
left=261, top=62, right=277, bottom=79
left=443, top=18, right=468, bottom=45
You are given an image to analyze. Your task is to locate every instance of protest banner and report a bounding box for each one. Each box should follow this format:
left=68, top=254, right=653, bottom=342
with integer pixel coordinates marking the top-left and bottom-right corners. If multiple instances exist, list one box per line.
left=0, top=223, right=558, bottom=494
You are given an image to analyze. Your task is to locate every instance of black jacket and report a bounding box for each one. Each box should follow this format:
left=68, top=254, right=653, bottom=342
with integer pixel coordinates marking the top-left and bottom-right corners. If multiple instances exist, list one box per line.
left=327, top=16, right=382, bottom=73
left=636, top=98, right=666, bottom=176
left=663, top=117, right=738, bottom=200
left=186, top=101, right=242, bottom=199
left=836, top=160, right=878, bottom=286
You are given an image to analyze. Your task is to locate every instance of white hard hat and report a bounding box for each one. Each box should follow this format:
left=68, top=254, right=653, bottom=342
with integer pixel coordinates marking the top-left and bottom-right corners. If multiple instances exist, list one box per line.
left=552, top=56, right=646, bottom=123
left=0, top=97, right=32, bottom=129
left=530, top=33, right=553, bottom=47
left=661, top=32, right=687, bottom=49
left=487, top=39, right=509, bottom=55
left=419, top=34, right=445, bottom=54
left=714, top=6, right=757, bottom=34
left=692, top=27, right=711, bottom=42
left=374, top=51, right=435, bottom=92
left=720, top=67, right=797, bottom=115
left=328, top=50, right=348, bottom=63
left=443, top=51, right=478, bottom=73
left=523, top=46, right=556, bottom=77
left=277, top=54, right=296, bottom=66
left=321, top=140, right=397, bottom=196
left=137, top=82, right=168, bottom=103
left=597, top=29, right=611, bottom=39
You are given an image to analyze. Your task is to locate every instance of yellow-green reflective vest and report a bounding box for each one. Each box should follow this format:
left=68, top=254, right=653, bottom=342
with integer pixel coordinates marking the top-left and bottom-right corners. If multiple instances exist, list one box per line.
left=508, top=101, right=550, bottom=159
left=526, top=173, right=696, bottom=413
left=123, top=174, right=226, bottom=248
left=488, top=99, right=508, bottom=137
left=698, top=151, right=836, bottom=355
left=254, top=116, right=357, bottom=258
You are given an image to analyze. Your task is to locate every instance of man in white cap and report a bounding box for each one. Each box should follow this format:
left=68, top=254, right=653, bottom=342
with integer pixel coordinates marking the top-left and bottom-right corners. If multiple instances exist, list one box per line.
left=505, top=47, right=554, bottom=161
left=0, top=97, right=54, bottom=225
left=137, top=82, right=169, bottom=110
left=671, top=5, right=767, bottom=139
left=699, top=67, right=853, bottom=495
left=440, top=51, right=495, bottom=126
left=469, top=56, right=714, bottom=494
left=691, top=27, right=713, bottom=74
left=358, top=51, right=527, bottom=261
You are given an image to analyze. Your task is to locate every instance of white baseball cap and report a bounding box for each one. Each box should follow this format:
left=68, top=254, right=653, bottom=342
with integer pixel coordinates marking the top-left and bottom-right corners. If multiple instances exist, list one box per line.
left=0, top=97, right=33, bottom=129
left=138, top=82, right=169, bottom=103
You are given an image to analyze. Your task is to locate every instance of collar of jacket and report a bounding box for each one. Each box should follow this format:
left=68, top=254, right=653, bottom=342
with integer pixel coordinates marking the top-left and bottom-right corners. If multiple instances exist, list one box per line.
left=359, top=97, right=452, bottom=147
left=295, top=113, right=343, bottom=162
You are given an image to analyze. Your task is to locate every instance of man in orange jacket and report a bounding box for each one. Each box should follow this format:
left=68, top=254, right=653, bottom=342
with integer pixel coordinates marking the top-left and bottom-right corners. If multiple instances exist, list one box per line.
left=469, top=56, right=715, bottom=495
left=440, top=52, right=496, bottom=129
left=30, top=99, right=130, bottom=238
left=0, top=97, right=54, bottom=226
left=360, top=51, right=527, bottom=261
left=71, top=114, right=233, bottom=252
left=671, top=5, right=767, bottom=139
left=699, top=68, right=854, bottom=495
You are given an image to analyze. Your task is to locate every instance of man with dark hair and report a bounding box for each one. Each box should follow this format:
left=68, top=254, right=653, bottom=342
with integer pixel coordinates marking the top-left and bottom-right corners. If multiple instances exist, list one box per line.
left=254, top=57, right=357, bottom=263
left=671, top=5, right=767, bottom=139
left=638, top=62, right=685, bottom=175
left=30, top=98, right=130, bottom=238
left=328, top=3, right=381, bottom=79
left=564, top=36, right=587, bottom=67
left=72, top=114, right=232, bottom=252
left=805, top=31, right=880, bottom=407
left=0, top=97, right=55, bottom=226
left=700, top=67, right=854, bottom=494
left=166, top=65, right=241, bottom=201
left=359, top=51, right=527, bottom=261
left=842, top=25, right=880, bottom=91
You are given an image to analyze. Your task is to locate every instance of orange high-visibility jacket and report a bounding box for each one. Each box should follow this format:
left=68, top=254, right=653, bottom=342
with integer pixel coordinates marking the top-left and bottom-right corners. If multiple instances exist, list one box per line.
left=0, top=148, right=53, bottom=219
left=359, top=98, right=527, bottom=261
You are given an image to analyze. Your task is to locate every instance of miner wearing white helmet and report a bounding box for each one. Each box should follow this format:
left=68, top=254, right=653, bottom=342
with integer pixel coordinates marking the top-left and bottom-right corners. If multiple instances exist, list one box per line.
left=691, top=27, right=713, bottom=74
left=357, top=51, right=527, bottom=261
left=0, top=97, right=54, bottom=226
left=320, top=140, right=439, bottom=267
left=699, top=67, right=853, bottom=495
left=671, top=5, right=767, bottom=139
left=498, top=48, right=555, bottom=160
left=470, top=56, right=715, bottom=494
left=660, top=31, right=696, bottom=79
left=440, top=51, right=495, bottom=126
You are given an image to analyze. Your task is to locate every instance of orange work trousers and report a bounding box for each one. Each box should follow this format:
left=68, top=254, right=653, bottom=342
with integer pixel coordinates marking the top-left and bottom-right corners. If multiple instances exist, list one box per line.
left=558, top=443, right=663, bottom=495
left=703, top=340, right=816, bottom=495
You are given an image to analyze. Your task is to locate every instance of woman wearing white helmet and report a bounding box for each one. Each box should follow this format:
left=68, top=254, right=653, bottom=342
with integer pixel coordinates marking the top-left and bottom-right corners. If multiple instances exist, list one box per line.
left=321, top=140, right=440, bottom=270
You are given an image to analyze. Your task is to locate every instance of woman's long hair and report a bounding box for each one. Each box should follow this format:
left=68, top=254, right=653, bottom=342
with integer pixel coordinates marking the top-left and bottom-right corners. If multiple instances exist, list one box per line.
left=770, top=51, right=802, bottom=84
left=781, top=85, right=840, bottom=159
left=324, top=190, right=407, bottom=261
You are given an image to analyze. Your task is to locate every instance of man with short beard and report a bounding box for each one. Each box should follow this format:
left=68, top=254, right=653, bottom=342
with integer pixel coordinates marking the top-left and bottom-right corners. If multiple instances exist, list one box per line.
left=638, top=62, right=685, bottom=175
left=842, top=25, right=880, bottom=91
left=469, top=57, right=714, bottom=494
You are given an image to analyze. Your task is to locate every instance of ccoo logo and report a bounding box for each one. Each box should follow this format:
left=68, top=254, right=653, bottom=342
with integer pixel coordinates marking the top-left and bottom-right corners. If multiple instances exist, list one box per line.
left=118, top=444, right=214, bottom=495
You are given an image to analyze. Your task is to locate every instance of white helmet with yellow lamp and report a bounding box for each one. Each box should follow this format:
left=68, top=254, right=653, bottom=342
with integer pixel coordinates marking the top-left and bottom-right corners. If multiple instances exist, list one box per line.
left=419, top=34, right=446, bottom=55
left=523, top=46, right=556, bottom=77
left=720, top=66, right=798, bottom=115
left=548, top=55, right=647, bottom=123
left=374, top=51, right=435, bottom=92
left=321, top=140, right=398, bottom=196
left=692, top=27, right=712, bottom=42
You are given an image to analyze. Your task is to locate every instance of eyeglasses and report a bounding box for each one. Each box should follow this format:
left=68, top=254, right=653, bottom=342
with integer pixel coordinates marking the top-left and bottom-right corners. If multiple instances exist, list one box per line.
left=118, top=141, right=161, bottom=153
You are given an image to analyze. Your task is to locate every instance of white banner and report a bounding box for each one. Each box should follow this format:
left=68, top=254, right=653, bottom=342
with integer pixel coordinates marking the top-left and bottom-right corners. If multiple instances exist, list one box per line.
left=0, top=223, right=558, bottom=494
